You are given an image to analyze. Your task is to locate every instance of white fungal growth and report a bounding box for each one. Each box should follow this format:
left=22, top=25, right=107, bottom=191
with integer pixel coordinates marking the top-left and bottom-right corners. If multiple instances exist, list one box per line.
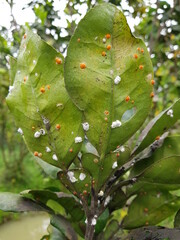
left=34, top=131, right=41, bottom=138
left=17, top=128, right=23, bottom=135
left=67, top=171, right=78, bottom=183
left=85, top=219, right=88, bottom=224
left=104, top=196, right=111, bottom=206
left=112, top=161, right=118, bottom=169
left=8, top=86, right=14, bottom=94
left=75, top=136, right=82, bottom=143
left=167, top=109, right=173, bottom=118
left=120, top=146, right=125, bottom=152
left=98, top=190, right=104, bottom=197
left=79, top=173, right=86, bottom=181
left=33, top=60, right=36, bottom=65
left=82, top=122, right=89, bottom=131
left=114, top=76, right=121, bottom=85
left=52, top=154, right=58, bottom=161
left=40, top=129, right=46, bottom=135
left=46, top=147, right=51, bottom=152
left=103, top=38, right=106, bottom=43
left=111, top=120, right=122, bottom=128
left=35, top=73, right=38, bottom=77
left=91, top=218, right=97, bottom=226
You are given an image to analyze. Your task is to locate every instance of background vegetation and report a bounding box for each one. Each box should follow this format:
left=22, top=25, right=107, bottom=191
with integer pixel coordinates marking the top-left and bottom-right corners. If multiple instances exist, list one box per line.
left=0, top=0, right=179, bottom=231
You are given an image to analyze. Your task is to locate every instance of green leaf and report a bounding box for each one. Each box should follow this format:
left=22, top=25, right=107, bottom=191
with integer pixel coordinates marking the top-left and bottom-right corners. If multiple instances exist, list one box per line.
left=81, top=147, right=130, bottom=191
left=131, top=136, right=180, bottom=177
left=127, top=226, right=180, bottom=240
left=0, top=192, right=46, bottom=212
left=95, top=208, right=109, bottom=234
left=128, top=136, right=180, bottom=195
left=20, top=189, right=84, bottom=221
left=50, top=226, right=66, bottom=240
left=133, top=99, right=180, bottom=155
left=174, top=209, right=180, bottom=227
left=8, top=56, right=17, bottom=85
left=51, top=214, right=78, bottom=240
left=6, top=30, right=84, bottom=168
left=122, top=191, right=180, bottom=229
left=127, top=136, right=180, bottom=195
left=65, top=3, right=153, bottom=158
left=35, top=157, right=60, bottom=179
left=99, top=220, right=119, bottom=240
left=108, top=190, right=127, bottom=212
left=34, top=5, right=47, bottom=25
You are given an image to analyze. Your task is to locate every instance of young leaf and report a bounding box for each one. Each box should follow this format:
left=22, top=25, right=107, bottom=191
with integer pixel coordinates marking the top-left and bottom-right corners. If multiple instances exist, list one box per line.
left=65, top=3, right=153, bottom=157
left=133, top=99, right=180, bottom=155
left=6, top=30, right=84, bottom=168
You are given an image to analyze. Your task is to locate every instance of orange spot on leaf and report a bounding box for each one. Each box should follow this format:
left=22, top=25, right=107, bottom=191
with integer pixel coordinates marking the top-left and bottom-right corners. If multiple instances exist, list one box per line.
left=55, top=57, right=62, bottom=64
left=151, top=79, right=155, bottom=85
left=125, top=96, right=130, bottom=102
left=156, top=136, right=160, bottom=141
left=40, top=87, right=45, bottom=93
left=56, top=124, right=61, bottom=130
left=80, top=63, right=86, bottom=69
left=104, top=110, right=109, bottom=115
left=106, top=34, right=111, bottom=39
left=150, top=92, right=154, bottom=98
left=34, top=151, right=38, bottom=156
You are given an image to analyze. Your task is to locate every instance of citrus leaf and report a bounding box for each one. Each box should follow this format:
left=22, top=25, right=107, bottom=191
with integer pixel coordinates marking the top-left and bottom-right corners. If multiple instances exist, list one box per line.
left=0, top=192, right=46, bottom=212
left=51, top=214, right=78, bottom=240
left=122, top=191, right=180, bottom=229
left=65, top=3, right=153, bottom=159
left=133, top=99, right=180, bottom=155
left=6, top=30, right=84, bottom=168
left=20, top=189, right=84, bottom=221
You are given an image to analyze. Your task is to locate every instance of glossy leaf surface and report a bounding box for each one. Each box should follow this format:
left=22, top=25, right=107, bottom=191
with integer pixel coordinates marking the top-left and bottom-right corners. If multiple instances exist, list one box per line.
left=122, top=191, right=180, bottom=229
left=6, top=30, right=84, bottom=168
left=65, top=3, right=153, bottom=158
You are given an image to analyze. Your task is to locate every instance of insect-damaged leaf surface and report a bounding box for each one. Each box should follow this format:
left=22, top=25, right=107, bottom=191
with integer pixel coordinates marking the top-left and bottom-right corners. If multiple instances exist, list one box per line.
left=133, top=98, right=180, bottom=155
left=122, top=190, right=180, bottom=229
left=6, top=30, right=84, bottom=168
left=65, top=3, right=153, bottom=156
